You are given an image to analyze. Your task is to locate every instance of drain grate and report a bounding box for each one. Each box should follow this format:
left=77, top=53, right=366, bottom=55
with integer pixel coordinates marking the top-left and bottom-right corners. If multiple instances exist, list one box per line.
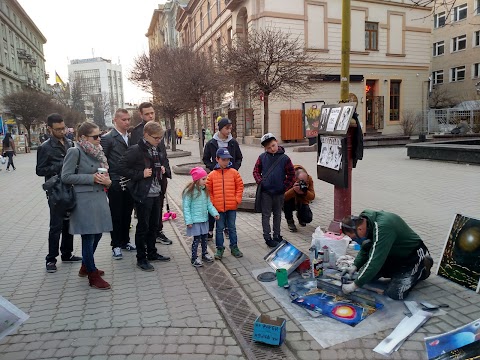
left=168, top=196, right=296, bottom=360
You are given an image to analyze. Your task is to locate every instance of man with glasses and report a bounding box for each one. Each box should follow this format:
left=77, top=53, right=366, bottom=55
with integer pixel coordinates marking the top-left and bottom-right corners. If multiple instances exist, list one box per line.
left=130, top=102, right=172, bottom=246
left=36, top=113, right=82, bottom=273
left=340, top=210, right=433, bottom=300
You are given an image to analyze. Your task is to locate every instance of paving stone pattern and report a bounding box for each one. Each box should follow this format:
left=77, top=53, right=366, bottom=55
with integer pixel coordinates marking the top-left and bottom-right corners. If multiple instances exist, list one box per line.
left=0, top=140, right=479, bottom=360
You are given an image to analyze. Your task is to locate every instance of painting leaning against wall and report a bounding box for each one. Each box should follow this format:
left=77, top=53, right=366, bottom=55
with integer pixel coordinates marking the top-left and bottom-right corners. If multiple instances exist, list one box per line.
left=437, top=214, right=480, bottom=293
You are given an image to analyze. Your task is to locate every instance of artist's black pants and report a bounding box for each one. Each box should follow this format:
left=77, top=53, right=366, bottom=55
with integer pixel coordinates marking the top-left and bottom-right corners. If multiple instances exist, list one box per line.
left=380, top=244, right=431, bottom=300
left=108, top=181, right=134, bottom=249
left=46, top=205, right=74, bottom=264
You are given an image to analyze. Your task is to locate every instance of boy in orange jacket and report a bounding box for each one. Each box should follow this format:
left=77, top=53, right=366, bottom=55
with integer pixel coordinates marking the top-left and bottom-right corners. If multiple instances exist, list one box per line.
left=206, top=148, right=244, bottom=260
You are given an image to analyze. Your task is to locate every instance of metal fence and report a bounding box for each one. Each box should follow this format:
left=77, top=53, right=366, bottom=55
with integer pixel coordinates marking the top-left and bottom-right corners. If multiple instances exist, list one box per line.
left=423, top=109, right=480, bottom=134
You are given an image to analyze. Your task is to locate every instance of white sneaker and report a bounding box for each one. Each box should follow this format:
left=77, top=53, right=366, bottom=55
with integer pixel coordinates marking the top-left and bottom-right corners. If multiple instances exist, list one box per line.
left=112, top=247, right=123, bottom=260
left=191, top=258, right=203, bottom=267
left=202, top=254, right=214, bottom=263
left=123, top=242, right=136, bottom=251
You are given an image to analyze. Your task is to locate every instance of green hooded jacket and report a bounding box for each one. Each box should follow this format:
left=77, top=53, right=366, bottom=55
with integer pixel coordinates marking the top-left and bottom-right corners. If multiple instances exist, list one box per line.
left=353, top=210, right=423, bottom=287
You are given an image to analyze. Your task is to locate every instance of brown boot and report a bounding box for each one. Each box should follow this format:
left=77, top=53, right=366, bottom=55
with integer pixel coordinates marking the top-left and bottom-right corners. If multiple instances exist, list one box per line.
left=79, top=264, right=105, bottom=277
left=87, top=271, right=111, bottom=290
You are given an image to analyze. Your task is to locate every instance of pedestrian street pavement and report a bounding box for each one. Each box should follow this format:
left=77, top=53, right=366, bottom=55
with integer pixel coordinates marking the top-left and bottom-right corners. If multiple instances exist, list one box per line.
left=0, top=138, right=479, bottom=359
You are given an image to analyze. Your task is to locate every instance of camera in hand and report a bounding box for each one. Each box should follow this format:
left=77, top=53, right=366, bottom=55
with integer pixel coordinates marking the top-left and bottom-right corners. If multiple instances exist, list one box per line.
left=299, top=180, right=308, bottom=193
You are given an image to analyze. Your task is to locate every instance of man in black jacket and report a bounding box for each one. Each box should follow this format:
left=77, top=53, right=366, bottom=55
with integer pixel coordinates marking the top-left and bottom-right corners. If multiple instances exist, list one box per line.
left=119, top=121, right=171, bottom=271
left=101, top=109, right=136, bottom=260
left=130, top=102, right=173, bottom=245
left=36, top=113, right=82, bottom=273
left=202, top=117, right=243, bottom=239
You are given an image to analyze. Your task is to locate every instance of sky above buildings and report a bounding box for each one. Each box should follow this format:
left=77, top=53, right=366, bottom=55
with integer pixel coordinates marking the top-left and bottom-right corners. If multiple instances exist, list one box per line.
left=19, top=0, right=166, bottom=104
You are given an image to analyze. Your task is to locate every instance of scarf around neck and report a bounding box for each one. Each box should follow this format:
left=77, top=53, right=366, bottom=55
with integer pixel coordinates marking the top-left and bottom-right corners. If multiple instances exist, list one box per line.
left=77, top=139, right=109, bottom=169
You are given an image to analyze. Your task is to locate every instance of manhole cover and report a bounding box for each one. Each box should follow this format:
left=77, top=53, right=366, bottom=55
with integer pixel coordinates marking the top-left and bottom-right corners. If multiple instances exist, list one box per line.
left=257, top=271, right=276, bottom=282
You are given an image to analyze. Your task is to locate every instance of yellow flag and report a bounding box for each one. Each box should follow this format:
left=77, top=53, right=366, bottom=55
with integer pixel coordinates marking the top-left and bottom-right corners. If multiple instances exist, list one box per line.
left=55, top=71, right=65, bottom=86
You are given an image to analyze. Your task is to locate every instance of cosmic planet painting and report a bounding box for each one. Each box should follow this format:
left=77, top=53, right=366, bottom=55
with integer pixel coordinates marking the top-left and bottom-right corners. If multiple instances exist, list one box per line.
left=291, top=288, right=379, bottom=327
left=437, top=214, right=480, bottom=293
left=424, top=318, right=480, bottom=359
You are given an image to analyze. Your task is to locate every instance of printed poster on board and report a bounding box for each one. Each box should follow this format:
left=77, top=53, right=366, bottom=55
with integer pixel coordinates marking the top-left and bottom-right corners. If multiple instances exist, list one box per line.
left=318, top=136, right=342, bottom=171
left=326, top=108, right=341, bottom=132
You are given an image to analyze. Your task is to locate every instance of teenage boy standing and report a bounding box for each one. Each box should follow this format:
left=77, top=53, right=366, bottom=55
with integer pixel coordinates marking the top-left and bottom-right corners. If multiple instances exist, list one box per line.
left=253, top=133, right=295, bottom=248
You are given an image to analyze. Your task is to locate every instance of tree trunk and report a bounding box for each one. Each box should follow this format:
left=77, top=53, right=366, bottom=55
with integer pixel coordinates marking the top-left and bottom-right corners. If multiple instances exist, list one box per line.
left=196, top=104, right=204, bottom=157
left=185, top=112, right=190, bottom=137
left=263, top=93, right=269, bottom=134
left=169, top=115, right=176, bottom=151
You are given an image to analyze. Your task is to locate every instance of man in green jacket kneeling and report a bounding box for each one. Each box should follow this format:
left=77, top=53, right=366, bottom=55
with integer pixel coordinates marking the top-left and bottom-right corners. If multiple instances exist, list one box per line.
left=340, top=210, right=434, bottom=300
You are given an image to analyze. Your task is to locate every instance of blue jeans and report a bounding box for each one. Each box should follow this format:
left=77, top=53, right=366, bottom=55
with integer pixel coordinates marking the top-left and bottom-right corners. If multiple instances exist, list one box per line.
left=81, top=234, right=102, bottom=272
left=215, top=211, right=237, bottom=249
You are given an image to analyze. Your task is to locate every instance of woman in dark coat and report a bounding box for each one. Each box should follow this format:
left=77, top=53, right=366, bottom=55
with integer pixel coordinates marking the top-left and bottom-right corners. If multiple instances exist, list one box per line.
left=2, top=133, right=16, bottom=171
left=62, top=122, right=113, bottom=290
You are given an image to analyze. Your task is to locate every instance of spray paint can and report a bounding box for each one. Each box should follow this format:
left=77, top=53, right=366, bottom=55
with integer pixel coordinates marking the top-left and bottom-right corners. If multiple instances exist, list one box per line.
left=322, top=245, right=329, bottom=263
left=329, top=250, right=336, bottom=269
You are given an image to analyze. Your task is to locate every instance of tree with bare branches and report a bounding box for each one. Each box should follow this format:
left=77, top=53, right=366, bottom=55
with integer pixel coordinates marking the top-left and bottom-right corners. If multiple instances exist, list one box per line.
left=429, top=86, right=459, bottom=108
left=221, top=28, right=316, bottom=133
left=130, top=46, right=224, bottom=155
left=3, top=89, right=53, bottom=146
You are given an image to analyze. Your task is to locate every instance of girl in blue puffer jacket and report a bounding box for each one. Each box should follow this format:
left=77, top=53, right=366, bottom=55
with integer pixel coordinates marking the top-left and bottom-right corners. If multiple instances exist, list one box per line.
left=183, top=167, right=220, bottom=267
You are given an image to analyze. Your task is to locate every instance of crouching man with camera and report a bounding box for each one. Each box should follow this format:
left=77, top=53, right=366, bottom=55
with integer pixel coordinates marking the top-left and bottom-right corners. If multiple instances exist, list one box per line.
left=284, top=165, right=315, bottom=232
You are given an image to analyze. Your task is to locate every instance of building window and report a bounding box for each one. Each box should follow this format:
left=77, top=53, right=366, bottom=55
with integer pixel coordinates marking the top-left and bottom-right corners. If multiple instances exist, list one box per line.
left=434, top=12, right=446, bottom=28
left=207, top=2, right=211, bottom=25
left=432, top=70, right=444, bottom=85
left=365, top=22, right=378, bottom=50
left=192, top=19, right=196, bottom=41
left=216, top=37, right=221, bottom=60
left=200, top=11, right=203, bottom=33
left=433, top=41, right=444, bottom=56
left=451, top=66, right=466, bottom=82
left=474, top=31, right=480, bottom=47
left=217, top=0, right=221, bottom=17
left=389, top=80, right=401, bottom=121
left=452, top=3, right=468, bottom=22
left=476, top=0, right=480, bottom=14
left=474, top=63, right=480, bottom=78
left=452, top=35, right=467, bottom=52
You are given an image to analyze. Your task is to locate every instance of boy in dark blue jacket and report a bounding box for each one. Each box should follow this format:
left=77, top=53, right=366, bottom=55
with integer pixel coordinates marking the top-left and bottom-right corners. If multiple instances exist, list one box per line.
left=253, top=133, right=295, bottom=248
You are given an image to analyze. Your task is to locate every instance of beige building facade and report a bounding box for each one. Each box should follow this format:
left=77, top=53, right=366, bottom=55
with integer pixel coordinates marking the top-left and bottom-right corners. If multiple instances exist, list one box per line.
left=431, top=0, right=480, bottom=102
left=176, top=0, right=432, bottom=140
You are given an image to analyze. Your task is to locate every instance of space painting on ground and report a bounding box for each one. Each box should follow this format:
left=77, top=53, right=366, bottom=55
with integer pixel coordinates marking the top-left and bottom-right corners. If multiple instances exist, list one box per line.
left=437, top=214, right=480, bottom=293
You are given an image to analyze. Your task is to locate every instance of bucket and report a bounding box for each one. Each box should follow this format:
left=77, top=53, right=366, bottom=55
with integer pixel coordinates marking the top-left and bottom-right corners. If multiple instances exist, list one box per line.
left=276, top=268, right=288, bottom=287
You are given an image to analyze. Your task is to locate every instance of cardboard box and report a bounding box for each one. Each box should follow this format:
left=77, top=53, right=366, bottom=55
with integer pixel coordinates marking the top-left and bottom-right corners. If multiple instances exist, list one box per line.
left=253, top=314, right=286, bottom=346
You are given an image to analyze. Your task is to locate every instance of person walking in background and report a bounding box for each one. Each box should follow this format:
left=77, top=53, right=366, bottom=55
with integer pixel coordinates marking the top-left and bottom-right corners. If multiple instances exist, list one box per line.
left=119, top=121, right=171, bottom=272
left=176, top=128, right=183, bottom=144
left=166, top=128, right=172, bottom=145
left=206, top=148, right=244, bottom=260
left=130, top=102, right=173, bottom=245
left=101, top=109, right=136, bottom=260
left=182, top=167, right=219, bottom=267
left=202, top=118, right=243, bottom=240
left=253, top=133, right=295, bottom=248
left=204, top=127, right=213, bottom=143
left=62, top=122, right=113, bottom=290
left=36, top=114, right=82, bottom=273
left=2, top=133, right=16, bottom=171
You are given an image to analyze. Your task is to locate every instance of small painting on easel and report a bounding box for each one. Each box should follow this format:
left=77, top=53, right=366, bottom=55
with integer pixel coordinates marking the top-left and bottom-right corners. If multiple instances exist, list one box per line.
left=437, top=214, right=480, bottom=292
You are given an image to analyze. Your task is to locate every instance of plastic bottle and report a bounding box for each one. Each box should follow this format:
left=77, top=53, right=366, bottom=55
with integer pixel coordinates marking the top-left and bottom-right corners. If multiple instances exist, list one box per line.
left=322, top=245, right=329, bottom=263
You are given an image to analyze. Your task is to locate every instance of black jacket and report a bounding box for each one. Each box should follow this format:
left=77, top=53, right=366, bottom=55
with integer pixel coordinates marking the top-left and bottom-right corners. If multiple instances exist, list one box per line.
left=100, top=128, right=129, bottom=181
left=119, top=139, right=168, bottom=203
left=36, top=136, right=73, bottom=181
left=130, top=121, right=171, bottom=178
left=203, top=137, right=243, bottom=171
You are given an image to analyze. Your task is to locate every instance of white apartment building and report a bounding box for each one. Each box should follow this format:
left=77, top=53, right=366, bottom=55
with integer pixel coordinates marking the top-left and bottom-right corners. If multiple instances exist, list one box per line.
left=431, top=0, right=480, bottom=102
left=68, top=57, right=124, bottom=128
left=0, top=0, right=48, bottom=132
left=177, top=0, right=432, bottom=139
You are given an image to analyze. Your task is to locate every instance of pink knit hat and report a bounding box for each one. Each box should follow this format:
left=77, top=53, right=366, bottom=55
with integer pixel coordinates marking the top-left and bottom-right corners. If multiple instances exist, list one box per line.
left=190, top=167, right=208, bottom=181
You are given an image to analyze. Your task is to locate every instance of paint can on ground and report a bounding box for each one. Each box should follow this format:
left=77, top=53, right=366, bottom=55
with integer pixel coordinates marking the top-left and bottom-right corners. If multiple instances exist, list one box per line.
left=276, top=268, right=288, bottom=287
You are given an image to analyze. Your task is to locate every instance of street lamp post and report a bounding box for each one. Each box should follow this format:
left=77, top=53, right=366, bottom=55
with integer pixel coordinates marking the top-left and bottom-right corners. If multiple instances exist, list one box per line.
left=330, top=0, right=353, bottom=232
